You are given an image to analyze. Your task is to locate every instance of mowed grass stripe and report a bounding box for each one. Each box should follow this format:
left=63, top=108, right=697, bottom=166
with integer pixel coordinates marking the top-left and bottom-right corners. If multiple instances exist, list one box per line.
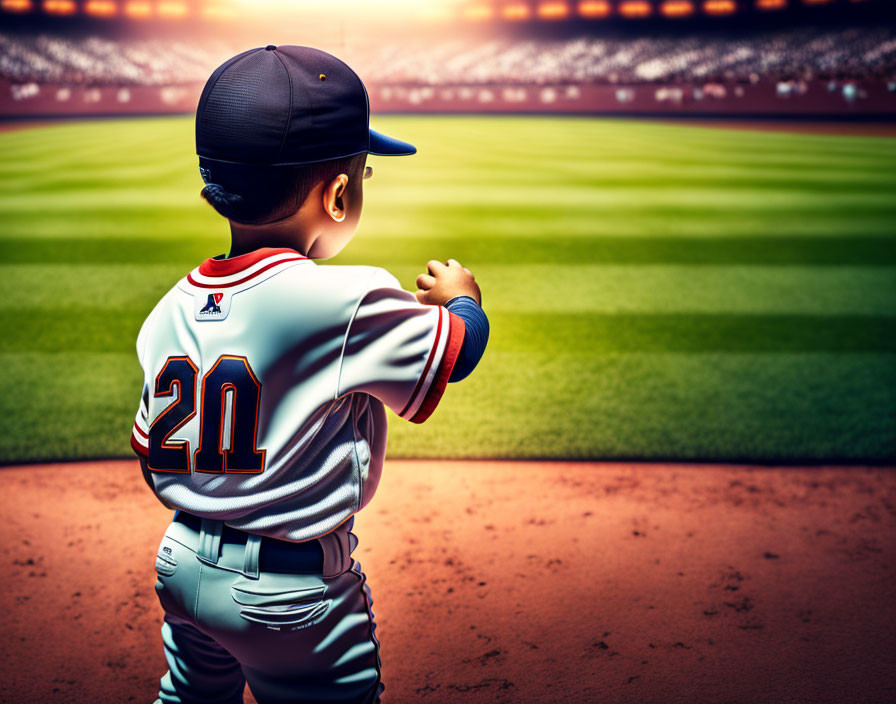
left=5, top=116, right=894, bottom=166
left=387, top=351, right=896, bottom=461
left=379, top=120, right=896, bottom=173
left=5, top=187, right=895, bottom=211
left=2, top=351, right=893, bottom=463
left=0, top=141, right=184, bottom=178
left=5, top=264, right=892, bottom=316
left=4, top=119, right=895, bottom=189
left=0, top=352, right=142, bottom=461
left=0, top=161, right=194, bottom=193
left=385, top=114, right=896, bottom=150
left=2, top=235, right=893, bottom=266
left=341, top=235, right=896, bottom=267
left=4, top=140, right=892, bottom=187
left=5, top=156, right=889, bottom=189
left=5, top=171, right=894, bottom=195
left=1, top=309, right=892, bottom=354
left=4, top=210, right=896, bottom=241
left=0, top=118, right=185, bottom=156
left=1, top=116, right=894, bottom=462
left=393, top=265, right=896, bottom=315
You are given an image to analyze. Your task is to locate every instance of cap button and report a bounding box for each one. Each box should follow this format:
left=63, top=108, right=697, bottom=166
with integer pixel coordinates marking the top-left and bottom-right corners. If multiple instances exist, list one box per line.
left=265, top=45, right=276, bottom=51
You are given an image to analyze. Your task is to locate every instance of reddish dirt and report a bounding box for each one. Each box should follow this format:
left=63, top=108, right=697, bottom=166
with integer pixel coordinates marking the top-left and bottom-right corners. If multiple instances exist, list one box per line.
left=0, top=120, right=59, bottom=133
left=1, top=460, right=894, bottom=704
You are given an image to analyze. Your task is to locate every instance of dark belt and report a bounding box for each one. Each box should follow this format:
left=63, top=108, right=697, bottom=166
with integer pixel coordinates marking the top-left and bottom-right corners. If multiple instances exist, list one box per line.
left=174, top=510, right=325, bottom=574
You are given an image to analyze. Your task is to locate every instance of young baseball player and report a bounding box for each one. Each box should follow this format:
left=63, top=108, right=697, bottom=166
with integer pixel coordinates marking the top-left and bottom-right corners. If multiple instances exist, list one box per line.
left=130, top=46, right=489, bottom=704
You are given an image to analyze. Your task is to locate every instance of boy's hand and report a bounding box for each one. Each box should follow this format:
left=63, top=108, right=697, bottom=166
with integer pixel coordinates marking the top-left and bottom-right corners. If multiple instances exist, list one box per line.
left=416, top=259, right=481, bottom=307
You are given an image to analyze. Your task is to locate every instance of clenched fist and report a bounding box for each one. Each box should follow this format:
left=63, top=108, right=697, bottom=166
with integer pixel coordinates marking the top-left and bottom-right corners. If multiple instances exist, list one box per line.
left=415, top=259, right=481, bottom=307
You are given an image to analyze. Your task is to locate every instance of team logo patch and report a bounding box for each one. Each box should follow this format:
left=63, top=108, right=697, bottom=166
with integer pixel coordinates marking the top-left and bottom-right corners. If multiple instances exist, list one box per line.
left=200, top=293, right=223, bottom=314
left=195, top=291, right=230, bottom=321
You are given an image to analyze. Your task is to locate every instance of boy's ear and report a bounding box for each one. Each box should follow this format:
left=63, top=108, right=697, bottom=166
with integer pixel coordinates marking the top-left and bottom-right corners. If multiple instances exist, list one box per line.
left=322, top=174, right=349, bottom=223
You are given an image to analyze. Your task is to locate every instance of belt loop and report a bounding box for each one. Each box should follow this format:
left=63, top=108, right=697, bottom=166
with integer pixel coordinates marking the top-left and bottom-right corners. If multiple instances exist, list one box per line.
left=197, top=519, right=223, bottom=565
left=319, top=522, right=352, bottom=579
left=242, top=533, right=262, bottom=579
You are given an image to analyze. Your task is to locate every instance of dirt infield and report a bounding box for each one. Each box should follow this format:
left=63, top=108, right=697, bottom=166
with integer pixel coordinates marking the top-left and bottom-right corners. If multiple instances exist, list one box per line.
left=1, top=460, right=894, bottom=704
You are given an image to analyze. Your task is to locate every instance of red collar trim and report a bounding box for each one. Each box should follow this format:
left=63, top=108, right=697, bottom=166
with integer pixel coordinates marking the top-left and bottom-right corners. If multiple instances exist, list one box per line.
left=197, top=248, right=306, bottom=277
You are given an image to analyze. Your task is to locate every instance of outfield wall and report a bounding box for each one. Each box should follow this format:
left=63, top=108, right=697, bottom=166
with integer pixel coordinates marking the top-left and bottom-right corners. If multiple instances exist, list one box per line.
left=0, top=80, right=199, bottom=117
left=371, top=80, right=896, bottom=117
left=2, top=79, right=894, bottom=118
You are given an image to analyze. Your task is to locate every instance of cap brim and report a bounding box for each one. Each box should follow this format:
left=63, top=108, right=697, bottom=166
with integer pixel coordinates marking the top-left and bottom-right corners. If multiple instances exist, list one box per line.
left=368, top=128, right=416, bottom=156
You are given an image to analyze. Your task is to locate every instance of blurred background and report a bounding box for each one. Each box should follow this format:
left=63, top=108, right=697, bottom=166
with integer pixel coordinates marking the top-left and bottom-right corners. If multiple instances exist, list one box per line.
left=0, top=0, right=894, bottom=465
left=0, top=0, right=896, bottom=115
left=2, top=0, right=896, bottom=116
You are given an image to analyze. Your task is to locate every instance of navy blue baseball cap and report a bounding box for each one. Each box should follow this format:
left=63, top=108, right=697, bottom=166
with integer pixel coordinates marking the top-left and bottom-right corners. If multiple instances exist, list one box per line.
left=196, top=45, right=415, bottom=167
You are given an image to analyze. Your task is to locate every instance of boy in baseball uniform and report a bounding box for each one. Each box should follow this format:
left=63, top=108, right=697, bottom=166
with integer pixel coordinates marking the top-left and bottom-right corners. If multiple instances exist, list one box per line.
left=131, top=46, right=489, bottom=704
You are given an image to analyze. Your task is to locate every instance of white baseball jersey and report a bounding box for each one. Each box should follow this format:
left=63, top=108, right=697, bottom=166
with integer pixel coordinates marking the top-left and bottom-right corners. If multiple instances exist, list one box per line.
left=131, top=248, right=464, bottom=542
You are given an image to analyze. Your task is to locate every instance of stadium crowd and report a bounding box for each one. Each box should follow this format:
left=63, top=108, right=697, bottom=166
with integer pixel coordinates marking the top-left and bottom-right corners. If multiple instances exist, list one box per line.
left=1, top=27, right=894, bottom=88
left=367, top=28, right=896, bottom=86
left=0, top=34, right=232, bottom=86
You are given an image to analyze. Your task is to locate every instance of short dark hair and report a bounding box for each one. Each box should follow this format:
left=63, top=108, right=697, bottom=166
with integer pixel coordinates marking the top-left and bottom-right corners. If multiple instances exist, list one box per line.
left=199, top=153, right=367, bottom=226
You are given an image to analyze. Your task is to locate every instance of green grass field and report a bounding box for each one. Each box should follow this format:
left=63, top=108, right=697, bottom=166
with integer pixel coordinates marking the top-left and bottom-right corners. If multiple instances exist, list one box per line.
left=0, top=116, right=894, bottom=463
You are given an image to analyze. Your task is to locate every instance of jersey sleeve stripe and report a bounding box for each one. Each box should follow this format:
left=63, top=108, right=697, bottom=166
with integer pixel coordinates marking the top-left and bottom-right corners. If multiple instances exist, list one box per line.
left=131, top=429, right=149, bottom=457
left=409, top=311, right=466, bottom=424
left=398, top=306, right=445, bottom=420
left=133, top=421, right=149, bottom=440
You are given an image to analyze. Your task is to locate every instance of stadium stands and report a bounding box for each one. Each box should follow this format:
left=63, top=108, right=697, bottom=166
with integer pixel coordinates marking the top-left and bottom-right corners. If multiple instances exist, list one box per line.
left=3, top=28, right=895, bottom=86
left=1, top=27, right=894, bottom=116
left=0, top=34, right=232, bottom=85
left=363, top=28, right=896, bottom=86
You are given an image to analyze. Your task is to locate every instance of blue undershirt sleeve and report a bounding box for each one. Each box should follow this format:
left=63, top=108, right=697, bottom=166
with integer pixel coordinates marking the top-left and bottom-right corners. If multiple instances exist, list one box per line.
left=444, top=296, right=489, bottom=383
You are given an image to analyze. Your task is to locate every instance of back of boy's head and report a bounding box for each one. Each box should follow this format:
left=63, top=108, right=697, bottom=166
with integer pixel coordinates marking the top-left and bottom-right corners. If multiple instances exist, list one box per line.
left=200, top=155, right=366, bottom=225
left=195, top=45, right=415, bottom=224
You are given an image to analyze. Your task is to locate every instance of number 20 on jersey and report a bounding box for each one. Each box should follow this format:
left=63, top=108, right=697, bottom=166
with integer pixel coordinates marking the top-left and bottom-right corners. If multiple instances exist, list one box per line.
left=148, top=355, right=266, bottom=474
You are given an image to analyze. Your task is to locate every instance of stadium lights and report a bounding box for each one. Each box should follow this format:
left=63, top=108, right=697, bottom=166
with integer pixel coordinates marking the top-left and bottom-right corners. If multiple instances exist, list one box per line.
left=1, top=0, right=33, bottom=12
left=85, top=0, right=118, bottom=17
left=703, top=0, right=737, bottom=14
left=156, top=0, right=188, bottom=18
left=618, top=0, right=652, bottom=17
left=537, top=1, right=569, bottom=19
left=1, top=0, right=33, bottom=10
left=462, top=3, right=493, bottom=20
left=661, top=0, right=695, bottom=17
left=123, top=0, right=151, bottom=17
left=756, top=0, right=786, bottom=9
left=578, top=0, right=612, bottom=17
left=501, top=2, right=531, bottom=20
left=202, top=3, right=236, bottom=19
left=42, top=0, right=76, bottom=15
